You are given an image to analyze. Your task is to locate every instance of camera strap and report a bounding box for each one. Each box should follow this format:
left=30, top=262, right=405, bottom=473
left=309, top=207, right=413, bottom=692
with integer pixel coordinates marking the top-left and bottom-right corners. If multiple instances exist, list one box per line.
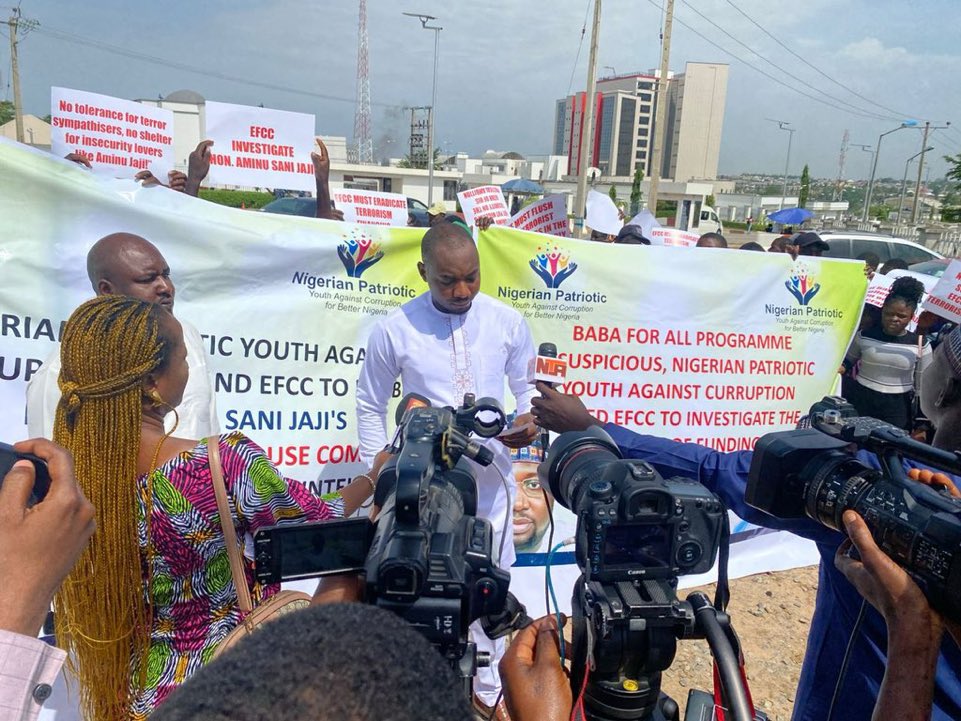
left=713, top=512, right=731, bottom=612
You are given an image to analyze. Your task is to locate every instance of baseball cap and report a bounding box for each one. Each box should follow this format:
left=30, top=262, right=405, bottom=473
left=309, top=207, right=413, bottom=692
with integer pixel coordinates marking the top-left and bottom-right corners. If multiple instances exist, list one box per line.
left=427, top=202, right=447, bottom=216
left=793, top=232, right=830, bottom=252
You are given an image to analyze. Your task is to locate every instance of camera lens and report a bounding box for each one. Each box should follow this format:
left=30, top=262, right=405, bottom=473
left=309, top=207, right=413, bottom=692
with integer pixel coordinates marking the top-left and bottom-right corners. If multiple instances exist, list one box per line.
left=803, top=453, right=879, bottom=531
left=470, top=397, right=507, bottom=438
left=546, top=427, right=622, bottom=510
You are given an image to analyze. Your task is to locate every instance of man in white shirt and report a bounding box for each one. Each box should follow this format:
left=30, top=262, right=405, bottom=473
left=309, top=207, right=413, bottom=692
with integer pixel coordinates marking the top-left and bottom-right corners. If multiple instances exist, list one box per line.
left=356, top=223, right=537, bottom=717
left=26, top=233, right=219, bottom=439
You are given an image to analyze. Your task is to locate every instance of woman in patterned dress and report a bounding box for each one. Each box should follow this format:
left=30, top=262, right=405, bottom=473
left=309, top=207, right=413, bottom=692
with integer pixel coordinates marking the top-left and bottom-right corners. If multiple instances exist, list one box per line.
left=51, top=296, right=380, bottom=721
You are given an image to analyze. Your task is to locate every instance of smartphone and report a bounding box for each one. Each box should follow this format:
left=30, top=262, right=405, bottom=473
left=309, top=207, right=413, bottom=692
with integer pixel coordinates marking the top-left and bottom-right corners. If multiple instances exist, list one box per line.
left=254, top=517, right=374, bottom=584
left=0, top=442, right=51, bottom=506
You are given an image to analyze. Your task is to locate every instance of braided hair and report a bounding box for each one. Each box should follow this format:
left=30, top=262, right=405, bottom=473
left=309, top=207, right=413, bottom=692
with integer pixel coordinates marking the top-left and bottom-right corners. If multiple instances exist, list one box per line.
left=52, top=295, right=175, bottom=721
left=884, top=276, right=925, bottom=312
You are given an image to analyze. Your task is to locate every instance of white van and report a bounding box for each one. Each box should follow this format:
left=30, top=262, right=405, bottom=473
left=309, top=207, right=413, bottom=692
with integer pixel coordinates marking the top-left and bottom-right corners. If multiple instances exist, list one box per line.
left=695, top=205, right=724, bottom=235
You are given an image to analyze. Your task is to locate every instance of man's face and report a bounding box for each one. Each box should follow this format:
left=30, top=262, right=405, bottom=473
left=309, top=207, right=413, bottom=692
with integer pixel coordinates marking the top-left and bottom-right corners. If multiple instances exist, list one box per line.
left=100, top=243, right=175, bottom=311
left=428, top=213, right=445, bottom=226
left=418, top=241, right=480, bottom=314
left=798, top=245, right=823, bottom=257
left=513, top=462, right=553, bottom=552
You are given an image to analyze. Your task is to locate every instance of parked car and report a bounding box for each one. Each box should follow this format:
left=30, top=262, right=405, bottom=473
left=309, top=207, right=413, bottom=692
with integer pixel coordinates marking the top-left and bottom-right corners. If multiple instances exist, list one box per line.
left=261, top=197, right=316, bottom=217
left=407, top=197, right=430, bottom=227
left=817, top=230, right=943, bottom=264
left=907, top=258, right=951, bottom=278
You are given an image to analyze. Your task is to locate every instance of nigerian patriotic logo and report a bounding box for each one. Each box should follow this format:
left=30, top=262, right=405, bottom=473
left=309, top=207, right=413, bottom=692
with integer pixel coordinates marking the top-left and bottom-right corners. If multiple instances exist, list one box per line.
left=529, top=245, right=577, bottom=289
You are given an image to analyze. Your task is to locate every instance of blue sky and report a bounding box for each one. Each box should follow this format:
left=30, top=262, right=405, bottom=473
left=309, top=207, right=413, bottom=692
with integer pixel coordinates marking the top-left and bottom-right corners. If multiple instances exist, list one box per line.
left=5, top=0, right=961, bottom=179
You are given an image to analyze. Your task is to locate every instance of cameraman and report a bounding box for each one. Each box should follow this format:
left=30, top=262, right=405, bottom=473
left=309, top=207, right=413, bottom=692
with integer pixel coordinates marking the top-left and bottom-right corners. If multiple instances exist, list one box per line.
left=531, top=382, right=961, bottom=721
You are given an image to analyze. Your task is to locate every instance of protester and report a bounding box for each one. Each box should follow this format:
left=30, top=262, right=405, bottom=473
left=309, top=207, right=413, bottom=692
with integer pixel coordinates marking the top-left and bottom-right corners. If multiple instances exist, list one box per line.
left=355, top=222, right=537, bottom=718
left=879, top=257, right=909, bottom=275
left=614, top=224, right=651, bottom=245
left=843, top=276, right=932, bottom=430
left=589, top=228, right=617, bottom=242
left=50, top=296, right=383, bottom=721
left=26, top=233, right=220, bottom=440
left=311, top=137, right=344, bottom=221
left=920, top=326, right=961, bottom=449
left=529, top=382, right=961, bottom=721
left=746, top=215, right=754, bottom=232
left=0, top=440, right=95, bottom=721
left=739, top=241, right=766, bottom=252
left=696, top=232, right=727, bottom=248
left=857, top=251, right=881, bottom=279
left=150, top=603, right=473, bottom=721
left=427, top=201, right=448, bottom=225
left=794, top=231, right=830, bottom=256
left=768, top=236, right=797, bottom=256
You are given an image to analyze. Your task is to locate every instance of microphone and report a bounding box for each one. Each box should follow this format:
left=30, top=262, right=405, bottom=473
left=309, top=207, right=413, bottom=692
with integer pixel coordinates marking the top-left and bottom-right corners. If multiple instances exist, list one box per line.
left=529, top=342, right=567, bottom=387
left=531, top=342, right=567, bottom=455
left=394, top=392, right=431, bottom=426
left=387, top=393, right=431, bottom=453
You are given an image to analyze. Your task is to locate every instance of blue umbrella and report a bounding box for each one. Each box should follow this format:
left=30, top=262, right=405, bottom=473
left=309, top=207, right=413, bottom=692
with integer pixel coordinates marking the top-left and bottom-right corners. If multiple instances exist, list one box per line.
left=767, top=207, right=814, bottom=225
left=501, top=178, right=545, bottom=194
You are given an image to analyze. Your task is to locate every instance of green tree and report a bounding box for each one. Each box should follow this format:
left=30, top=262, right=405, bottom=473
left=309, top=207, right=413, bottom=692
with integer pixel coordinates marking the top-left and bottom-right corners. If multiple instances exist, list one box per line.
left=869, top=203, right=893, bottom=220
left=629, top=167, right=644, bottom=215
left=799, top=164, right=810, bottom=208
left=0, top=101, right=14, bottom=126
left=608, top=184, right=617, bottom=202
left=705, top=194, right=716, bottom=208
left=946, top=153, right=961, bottom=190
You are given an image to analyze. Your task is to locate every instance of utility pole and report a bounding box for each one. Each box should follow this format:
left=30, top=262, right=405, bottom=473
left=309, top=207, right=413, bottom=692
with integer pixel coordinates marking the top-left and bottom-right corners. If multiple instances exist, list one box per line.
left=8, top=11, right=25, bottom=143
left=573, top=0, right=602, bottom=237
left=646, top=0, right=675, bottom=218
left=767, top=119, right=795, bottom=211
left=911, top=121, right=951, bottom=224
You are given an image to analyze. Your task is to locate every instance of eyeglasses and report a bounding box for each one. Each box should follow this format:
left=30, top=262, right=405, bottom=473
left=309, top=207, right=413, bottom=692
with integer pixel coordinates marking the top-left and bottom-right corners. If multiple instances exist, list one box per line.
left=517, top=477, right=546, bottom=498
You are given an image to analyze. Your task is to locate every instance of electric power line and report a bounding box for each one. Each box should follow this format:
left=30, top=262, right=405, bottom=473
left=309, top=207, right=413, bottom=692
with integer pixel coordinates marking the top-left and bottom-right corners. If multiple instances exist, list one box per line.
left=719, top=0, right=918, bottom=121
left=566, top=0, right=592, bottom=96
left=31, top=25, right=407, bottom=111
left=642, top=0, right=920, bottom=123
left=680, top=0, right=900, bottom=122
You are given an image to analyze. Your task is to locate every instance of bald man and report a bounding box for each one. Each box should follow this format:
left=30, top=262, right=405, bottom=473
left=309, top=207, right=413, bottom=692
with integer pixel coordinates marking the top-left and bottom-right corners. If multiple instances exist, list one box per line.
left=355, top=223, right=536, bottom=717
left=26, top=233, right=219, bottom=439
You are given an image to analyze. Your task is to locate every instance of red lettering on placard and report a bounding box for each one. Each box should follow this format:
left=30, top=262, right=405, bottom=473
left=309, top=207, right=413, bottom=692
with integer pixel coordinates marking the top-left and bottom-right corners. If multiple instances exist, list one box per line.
left=250, top=126, right=276, bottom=139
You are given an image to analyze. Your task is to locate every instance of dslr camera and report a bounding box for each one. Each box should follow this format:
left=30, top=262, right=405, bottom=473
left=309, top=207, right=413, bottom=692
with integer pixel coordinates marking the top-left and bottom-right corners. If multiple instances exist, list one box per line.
left=746, top=396, right=961, bottom=622
left=545, top=426, right=731, bottom=721
left=254, top=394, right=512, bottom=686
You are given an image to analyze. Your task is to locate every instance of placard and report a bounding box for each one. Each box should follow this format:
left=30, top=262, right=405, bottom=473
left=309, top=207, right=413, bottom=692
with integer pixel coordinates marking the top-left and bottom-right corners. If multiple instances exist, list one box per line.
left=922, top=259, right=961, bottom=324
left=50, top=87, right=174, bottom=179
left=510, top=195, right=570, bottom=237
left=204, top=101, right=316, bottom=192
left=331, top=189, right=409, bottom=226
left=457, top=185, right=510, bottom=227
left=649, top=227, right=700, bottom=247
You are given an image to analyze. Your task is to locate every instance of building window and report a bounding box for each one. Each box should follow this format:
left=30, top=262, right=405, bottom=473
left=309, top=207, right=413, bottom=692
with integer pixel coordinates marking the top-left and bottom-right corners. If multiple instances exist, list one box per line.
left=382, top=178, right=392, bottom=193
left=640, top=104, right=651, bottom=114
left=638, top=127, right=648, bottom=137
left=443, top=180, right=457, bottom=201
left=639, top=93, right=652, bottom=102
left=636, top=151, right=647, bottom=160
left=636, top=139, right=647, bottom=149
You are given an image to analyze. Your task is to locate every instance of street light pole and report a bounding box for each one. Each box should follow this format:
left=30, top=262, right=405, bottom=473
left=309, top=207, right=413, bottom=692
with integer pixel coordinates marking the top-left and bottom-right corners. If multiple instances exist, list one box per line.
left=864, top=121, right=918, bottom=223
left=767, top=119, right=794, bottom=211
left=404, top=13, right=442, bottom=206
left=899, top=146, right=933, bottom=223
left=573, top=0, right=602, bottom=237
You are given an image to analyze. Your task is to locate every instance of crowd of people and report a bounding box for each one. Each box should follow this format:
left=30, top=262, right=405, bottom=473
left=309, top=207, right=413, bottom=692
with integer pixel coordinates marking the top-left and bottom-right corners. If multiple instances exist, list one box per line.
left=1, top=141, right=960, bottom=721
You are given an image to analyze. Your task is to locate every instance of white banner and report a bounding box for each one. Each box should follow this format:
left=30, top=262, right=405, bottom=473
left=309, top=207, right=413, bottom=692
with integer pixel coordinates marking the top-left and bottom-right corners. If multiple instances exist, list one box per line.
left=510, top=194, right=570, bottom=237
left=920, top=260, right=961, bottom=323
left=331, top=189, right=409, bottom=226
left=204, top=101, right=316, bottom=192
left=649, top=227, right=700, bottom=247
left=50, top=87, right=174, bottom=179
left=457, top=185, right=510, bottom=227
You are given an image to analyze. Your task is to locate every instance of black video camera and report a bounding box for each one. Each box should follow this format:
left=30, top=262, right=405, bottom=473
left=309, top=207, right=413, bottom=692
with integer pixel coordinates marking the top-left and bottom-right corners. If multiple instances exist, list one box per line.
left=746, top=396, right=961, bottom=622
left=254, top=393, right=512, bottom=686
left=545, top=426, right=729, bottom=721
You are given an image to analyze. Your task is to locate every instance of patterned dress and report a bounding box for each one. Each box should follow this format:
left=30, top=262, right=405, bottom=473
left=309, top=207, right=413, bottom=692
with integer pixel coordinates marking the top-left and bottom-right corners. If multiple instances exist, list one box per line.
left=129, top=432, right=338, bottom=717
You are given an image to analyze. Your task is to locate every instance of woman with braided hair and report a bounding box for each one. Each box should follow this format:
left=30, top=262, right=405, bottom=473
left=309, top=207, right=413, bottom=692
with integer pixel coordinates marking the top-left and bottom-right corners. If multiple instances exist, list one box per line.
left=843, top=275, right=933, bottom=429
left=52, top=296, right=378, bottom=721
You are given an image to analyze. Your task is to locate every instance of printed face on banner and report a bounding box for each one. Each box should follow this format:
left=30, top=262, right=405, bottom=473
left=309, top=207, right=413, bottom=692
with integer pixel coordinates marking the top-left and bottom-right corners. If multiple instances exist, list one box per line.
left=50, top=87, right=175, bottom=179
left=204, top=101, right=317, bottom=192
left=512, top=461, right=555, bottom=553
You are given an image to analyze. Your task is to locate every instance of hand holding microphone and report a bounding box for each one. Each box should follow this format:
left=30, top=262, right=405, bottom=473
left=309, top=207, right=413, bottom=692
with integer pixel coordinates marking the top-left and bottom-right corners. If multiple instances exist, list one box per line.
left=529, top=343, right=600, bottom=434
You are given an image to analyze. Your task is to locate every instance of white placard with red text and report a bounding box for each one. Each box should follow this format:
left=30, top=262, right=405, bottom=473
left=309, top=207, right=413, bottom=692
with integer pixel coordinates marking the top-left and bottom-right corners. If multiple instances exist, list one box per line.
left=204, top=101, right=316, bottom=192
left=331, top=189, right=409, bottom=226
left=50, top=87, right=174, bottom=179
left=649, top=227, right=700, bottom=247
left=922, top=259, right=961, bottom=324
left=510, top=195, right=570, bottom=237
left=457, top=185, right=510, bottom=227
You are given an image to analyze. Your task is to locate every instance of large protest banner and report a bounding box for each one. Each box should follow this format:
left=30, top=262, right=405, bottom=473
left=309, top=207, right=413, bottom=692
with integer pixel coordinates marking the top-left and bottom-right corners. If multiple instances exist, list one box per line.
left=50, top=87, right=175, bottom=178
left=0, top=141, right=869, bottom=717
left=477, top=226, right=867, bottom=613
